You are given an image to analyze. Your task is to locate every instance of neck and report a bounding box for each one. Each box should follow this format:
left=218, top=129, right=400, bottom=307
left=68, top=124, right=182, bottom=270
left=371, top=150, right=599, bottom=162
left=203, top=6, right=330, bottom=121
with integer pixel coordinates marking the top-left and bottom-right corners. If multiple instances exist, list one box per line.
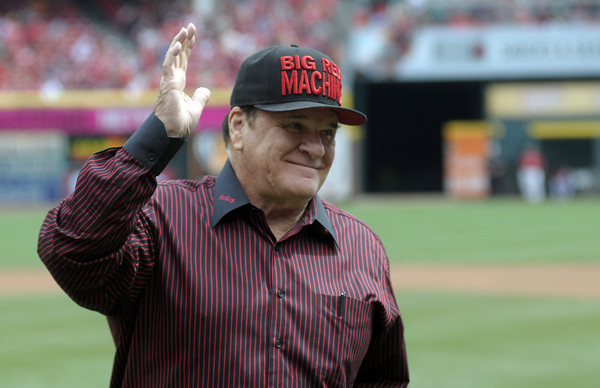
left=229, top=156, right=312, bottom=241
left=253, top=196, right=310, bottom=241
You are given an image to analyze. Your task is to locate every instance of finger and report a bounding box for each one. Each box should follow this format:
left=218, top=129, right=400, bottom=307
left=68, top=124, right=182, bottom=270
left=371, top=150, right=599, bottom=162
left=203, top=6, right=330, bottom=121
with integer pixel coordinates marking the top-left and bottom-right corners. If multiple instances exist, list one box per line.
left=166, top=26, right=188, bottom=67
left=177, top=37, right=189, bottom=69
left=163, top=43, right=178, bottom=70
left=181, top=36, right=191, bottom=72
left=164, top=25, right=185, bottom=66
left=168, top=28, right=182, bottom=51
left=187, top=22, right=196, bottom=33
left=164, top=40, right=182, bottom=70
left=182, top=26, right=196, bottom=70
left=174, top=43, right=181, bottom=69
left=189, top=35, right=196, bottom=51
left=171, top=27, right=187, bottom=54
left=179, top=28, right=195, bottom=71
left=187, top=22, right=196, bottom=43
left=182, top=42, right=193, bottom=73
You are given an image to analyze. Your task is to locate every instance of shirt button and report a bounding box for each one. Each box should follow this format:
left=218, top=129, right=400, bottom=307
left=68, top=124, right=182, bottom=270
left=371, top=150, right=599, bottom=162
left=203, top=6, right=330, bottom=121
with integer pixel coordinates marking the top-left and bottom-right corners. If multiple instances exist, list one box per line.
left=275, top=339, right=282, bottom=348
left=277, top=289, right=284, bottom=298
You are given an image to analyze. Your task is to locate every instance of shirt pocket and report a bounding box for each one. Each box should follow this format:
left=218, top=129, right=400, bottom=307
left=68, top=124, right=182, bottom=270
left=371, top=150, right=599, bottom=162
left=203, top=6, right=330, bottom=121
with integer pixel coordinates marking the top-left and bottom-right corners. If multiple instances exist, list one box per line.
left=312, top=294, right=373, bottom=387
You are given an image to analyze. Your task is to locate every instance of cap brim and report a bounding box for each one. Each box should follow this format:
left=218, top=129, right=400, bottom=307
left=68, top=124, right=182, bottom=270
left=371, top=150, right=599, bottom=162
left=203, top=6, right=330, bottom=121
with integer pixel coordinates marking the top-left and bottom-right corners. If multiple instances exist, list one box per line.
left=253, top=101, right=367, bottom=126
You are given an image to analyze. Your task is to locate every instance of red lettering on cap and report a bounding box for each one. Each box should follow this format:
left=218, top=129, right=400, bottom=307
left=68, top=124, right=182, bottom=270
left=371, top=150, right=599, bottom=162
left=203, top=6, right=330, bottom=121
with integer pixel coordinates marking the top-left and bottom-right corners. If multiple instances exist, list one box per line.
left=321, top=73, right=342, bottom=105
left=322, top=72, right=331, bottom=98
left=298, top=70, right=311, bottom=94
left=328, top=74, right=335, bottom=100
left=281, top=55, right=317, bottom=71
left=332, top=76, right=342, bottom=104
left=321, top=58, right=330, bottom=73
left=310, top=71, right=322, bottom=94
left=335, top=77, right=343, bottom=104
left=279, top=54, right=342, bottom=102
left=301, top=55, right=316, bottom=70
left=280, top=56, right=295, bottom=70
left=331, top=62, right=340, bottom=78
left=321, top=58, right=341, bottom=79
left=281, top=70, right=298, bottom=95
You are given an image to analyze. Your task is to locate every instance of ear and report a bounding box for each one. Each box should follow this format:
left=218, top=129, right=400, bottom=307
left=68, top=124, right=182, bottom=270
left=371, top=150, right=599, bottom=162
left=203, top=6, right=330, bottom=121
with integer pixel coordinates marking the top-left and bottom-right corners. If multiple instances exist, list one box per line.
left=228, top=107, right=245, bottom=151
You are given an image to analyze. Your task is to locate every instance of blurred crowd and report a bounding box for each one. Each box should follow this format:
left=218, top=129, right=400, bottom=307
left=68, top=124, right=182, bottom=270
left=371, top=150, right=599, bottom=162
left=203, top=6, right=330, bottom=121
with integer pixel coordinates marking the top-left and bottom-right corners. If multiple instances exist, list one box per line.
left=2, top=0, right=600, bottom=90
left=0, top=0, right=341, bottom=91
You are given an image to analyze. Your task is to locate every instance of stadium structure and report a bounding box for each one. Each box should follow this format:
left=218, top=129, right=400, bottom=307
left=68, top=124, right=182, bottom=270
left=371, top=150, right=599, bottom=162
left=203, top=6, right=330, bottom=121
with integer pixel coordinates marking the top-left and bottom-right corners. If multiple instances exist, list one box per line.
left=1, top=0, right=600, bottom=202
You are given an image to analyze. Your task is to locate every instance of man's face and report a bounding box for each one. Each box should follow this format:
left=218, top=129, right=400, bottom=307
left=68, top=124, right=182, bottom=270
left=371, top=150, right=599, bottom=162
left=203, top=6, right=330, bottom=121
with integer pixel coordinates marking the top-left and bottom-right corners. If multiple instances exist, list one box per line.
left=231, top=108, right=338, bottom=206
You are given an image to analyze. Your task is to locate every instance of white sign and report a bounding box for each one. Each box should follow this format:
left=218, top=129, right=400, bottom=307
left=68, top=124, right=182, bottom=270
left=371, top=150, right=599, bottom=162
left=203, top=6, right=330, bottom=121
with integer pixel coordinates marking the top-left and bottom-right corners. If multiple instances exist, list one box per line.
left=397, top=25, right=600, bottom=80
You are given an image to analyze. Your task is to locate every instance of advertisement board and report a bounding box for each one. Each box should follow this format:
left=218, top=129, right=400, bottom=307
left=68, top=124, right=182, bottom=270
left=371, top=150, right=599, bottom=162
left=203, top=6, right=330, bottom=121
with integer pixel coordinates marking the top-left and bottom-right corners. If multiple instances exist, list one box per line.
left=0, top=89, right=361, bottom=202
left=0, top=131, right=67, bottom=202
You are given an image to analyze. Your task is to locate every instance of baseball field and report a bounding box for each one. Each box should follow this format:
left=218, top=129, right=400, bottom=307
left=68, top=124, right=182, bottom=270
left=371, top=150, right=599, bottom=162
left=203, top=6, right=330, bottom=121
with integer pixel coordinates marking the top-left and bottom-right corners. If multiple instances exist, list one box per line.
left=1, top=197, right=599, bottom=387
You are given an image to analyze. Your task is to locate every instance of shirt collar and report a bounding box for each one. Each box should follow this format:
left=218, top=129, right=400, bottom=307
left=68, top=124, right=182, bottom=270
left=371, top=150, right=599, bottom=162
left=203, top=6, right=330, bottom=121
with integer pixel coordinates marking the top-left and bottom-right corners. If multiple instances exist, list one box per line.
left=306, top=194, right=339, bottom=248
left=211, top=159, right=339, bottom=247
left=211, top=159, right=251, bottom=227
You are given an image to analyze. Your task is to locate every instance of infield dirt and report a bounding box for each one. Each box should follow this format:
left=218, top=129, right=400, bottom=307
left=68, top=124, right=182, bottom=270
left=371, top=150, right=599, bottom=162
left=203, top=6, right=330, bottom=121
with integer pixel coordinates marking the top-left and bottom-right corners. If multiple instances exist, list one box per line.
left=2, top=264, right=599, bottom=299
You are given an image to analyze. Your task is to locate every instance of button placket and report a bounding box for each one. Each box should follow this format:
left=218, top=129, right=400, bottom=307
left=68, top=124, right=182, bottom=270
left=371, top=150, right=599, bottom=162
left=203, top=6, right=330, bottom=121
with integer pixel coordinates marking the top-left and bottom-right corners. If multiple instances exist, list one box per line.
left=271, top=243, right=286, bottom=354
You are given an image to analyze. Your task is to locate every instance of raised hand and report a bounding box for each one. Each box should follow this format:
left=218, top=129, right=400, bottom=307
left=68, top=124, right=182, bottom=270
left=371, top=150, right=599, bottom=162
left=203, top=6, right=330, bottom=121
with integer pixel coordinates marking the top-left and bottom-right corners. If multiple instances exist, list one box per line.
left=153, top=23, right=211, bottom=138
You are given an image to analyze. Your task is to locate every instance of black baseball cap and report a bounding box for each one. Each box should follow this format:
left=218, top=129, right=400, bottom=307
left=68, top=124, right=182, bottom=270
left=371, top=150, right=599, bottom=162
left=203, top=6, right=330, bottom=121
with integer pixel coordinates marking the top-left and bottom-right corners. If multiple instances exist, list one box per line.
left=230, top=45, right=367, bottom=126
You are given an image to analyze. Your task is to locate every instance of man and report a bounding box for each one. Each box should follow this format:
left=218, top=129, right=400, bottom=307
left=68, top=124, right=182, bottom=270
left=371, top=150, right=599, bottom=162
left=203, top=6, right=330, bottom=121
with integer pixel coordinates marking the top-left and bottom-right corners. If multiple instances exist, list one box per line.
left=517, top=142, right=546, bottom=204
left=38, top=23, right=409, bottom=387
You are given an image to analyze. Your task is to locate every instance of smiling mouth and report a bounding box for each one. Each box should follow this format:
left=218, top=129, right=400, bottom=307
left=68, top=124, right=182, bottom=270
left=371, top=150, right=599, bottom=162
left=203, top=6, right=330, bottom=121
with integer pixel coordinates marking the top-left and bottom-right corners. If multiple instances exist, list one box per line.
left=288, top=161, right=321, bottom=171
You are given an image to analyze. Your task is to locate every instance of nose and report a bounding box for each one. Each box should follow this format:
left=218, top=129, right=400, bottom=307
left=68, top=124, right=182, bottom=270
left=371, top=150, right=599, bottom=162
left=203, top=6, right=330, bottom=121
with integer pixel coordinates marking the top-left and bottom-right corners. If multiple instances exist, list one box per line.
left=298, top=131, right=326, bottom=158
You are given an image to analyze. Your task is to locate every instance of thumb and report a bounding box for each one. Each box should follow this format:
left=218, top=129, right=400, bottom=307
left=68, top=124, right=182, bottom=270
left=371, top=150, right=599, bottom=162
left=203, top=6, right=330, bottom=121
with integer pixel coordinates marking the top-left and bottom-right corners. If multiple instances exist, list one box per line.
left=192, top=87, right=211, bottom=106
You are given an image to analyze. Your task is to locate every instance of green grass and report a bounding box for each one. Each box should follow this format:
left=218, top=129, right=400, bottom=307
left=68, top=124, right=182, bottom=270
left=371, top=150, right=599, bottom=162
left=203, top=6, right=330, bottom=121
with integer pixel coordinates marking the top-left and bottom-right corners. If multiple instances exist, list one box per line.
left=1, top=292, right=598, bottom=388
left=1, top=207, right=49, bottom=268
left=397, top=292, right=600, bottom=388
left=5, top=197, right=599, bottom=267
left=340, top=197, right=600, bottom=263
left=0, top=294, right=113, bottom=388
left=2, top=198, right=599, bottom=387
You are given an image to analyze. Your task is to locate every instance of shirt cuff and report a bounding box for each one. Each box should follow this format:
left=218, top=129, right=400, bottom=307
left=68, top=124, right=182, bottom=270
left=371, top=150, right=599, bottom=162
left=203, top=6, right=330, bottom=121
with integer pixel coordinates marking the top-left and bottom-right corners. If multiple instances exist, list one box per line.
left=123, top=114, right=186, bottom=176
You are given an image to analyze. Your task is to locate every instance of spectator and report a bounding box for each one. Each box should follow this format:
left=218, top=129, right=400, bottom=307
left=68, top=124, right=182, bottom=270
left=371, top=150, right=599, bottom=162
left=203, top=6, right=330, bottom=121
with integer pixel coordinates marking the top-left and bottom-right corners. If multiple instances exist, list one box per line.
left=0, top=0, right=343, bottom=90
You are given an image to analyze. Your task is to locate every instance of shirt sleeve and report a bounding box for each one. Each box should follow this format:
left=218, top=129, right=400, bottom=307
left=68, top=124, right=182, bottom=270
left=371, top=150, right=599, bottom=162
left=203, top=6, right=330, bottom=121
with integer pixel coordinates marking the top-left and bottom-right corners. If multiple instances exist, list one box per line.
left=37, top=114, right=185, bottom=315
left=354, top=254, right=410, bottom=387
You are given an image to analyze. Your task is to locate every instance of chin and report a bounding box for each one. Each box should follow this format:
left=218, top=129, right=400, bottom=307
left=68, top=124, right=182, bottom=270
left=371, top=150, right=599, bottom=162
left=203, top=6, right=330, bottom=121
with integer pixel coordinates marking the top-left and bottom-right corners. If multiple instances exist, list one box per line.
left=279, top=170, right=325, bottom=198
left=285, top=181, right=321, bottom=200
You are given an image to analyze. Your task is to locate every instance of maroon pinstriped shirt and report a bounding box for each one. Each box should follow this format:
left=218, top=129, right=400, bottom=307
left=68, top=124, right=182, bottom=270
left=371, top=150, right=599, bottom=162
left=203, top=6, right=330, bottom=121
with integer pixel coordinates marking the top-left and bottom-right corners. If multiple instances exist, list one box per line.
left=38, top=115, right=409, bottom=387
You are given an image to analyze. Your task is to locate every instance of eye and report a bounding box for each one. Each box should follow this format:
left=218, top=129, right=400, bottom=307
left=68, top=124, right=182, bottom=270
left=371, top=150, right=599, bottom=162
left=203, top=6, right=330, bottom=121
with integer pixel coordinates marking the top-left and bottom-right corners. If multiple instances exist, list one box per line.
left=285, top=122, right=304, bottom=132
left=320, top=128, right=336, bottom=140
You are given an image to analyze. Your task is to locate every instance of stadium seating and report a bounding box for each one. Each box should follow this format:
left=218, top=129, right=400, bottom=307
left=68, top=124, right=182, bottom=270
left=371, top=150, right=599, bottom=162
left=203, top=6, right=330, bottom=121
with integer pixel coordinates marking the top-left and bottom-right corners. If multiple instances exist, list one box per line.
left=0, top=0, right=340, bottom=90
left=1, top=0, right=598, bottom=90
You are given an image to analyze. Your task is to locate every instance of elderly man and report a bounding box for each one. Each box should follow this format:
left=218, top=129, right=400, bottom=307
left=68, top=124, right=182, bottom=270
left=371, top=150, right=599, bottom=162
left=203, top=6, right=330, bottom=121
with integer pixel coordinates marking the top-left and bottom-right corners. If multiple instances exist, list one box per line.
left=38, top=23, right=409, bottom=387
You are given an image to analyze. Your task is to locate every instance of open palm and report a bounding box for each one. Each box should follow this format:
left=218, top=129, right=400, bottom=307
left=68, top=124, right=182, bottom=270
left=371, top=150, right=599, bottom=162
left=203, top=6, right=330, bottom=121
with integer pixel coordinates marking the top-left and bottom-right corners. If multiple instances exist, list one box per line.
left=154, top=23, right=211, bottom=138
